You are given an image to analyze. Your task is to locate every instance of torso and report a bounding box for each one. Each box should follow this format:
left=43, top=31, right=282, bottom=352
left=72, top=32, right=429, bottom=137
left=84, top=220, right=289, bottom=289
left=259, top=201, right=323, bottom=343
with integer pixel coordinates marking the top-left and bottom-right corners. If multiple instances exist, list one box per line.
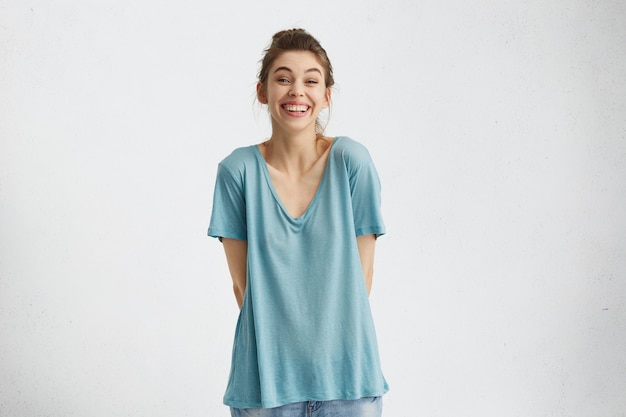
left=212, top=136, right=389, bottom=407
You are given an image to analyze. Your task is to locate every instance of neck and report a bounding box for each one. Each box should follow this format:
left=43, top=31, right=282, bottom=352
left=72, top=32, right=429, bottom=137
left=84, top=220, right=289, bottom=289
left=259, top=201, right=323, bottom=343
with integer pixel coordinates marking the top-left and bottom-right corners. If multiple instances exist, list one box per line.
left=263, top=126, right=329, bottom=175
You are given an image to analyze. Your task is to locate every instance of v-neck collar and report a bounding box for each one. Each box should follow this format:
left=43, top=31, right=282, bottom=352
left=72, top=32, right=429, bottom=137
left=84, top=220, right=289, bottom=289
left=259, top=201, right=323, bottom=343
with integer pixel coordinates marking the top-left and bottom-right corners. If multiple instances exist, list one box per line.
left=254, top=137, right=338, bottom=222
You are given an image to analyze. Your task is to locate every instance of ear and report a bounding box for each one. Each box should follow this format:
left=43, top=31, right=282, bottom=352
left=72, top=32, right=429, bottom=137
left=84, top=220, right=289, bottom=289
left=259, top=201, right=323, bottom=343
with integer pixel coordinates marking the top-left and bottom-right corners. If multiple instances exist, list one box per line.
left=256, top=82, right=268, bottom=104
left=323, top=87, right=331, bottom=108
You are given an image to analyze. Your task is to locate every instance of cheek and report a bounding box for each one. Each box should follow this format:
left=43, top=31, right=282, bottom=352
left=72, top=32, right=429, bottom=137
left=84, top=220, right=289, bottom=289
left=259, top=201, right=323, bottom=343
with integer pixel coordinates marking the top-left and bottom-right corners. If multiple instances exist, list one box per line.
left=266, top=87, right=286, bottom=102
left=319, top=90, right=330, bottom=107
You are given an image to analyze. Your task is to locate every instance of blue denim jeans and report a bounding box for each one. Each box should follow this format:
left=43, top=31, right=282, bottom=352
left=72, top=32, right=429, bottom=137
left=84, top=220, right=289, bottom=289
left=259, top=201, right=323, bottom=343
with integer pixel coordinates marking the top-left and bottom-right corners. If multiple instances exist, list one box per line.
left=230, top=396, right=382, bottom=417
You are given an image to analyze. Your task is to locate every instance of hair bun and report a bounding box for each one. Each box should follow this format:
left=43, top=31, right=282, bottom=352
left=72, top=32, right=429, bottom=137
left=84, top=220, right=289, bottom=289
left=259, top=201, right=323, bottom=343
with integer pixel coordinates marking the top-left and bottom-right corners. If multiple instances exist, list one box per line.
left=272, top=28, right=307, bottom=45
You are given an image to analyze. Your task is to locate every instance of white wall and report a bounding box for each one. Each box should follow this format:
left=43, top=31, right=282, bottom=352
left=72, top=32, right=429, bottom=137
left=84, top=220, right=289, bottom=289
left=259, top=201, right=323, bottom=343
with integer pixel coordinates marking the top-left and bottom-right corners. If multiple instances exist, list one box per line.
left=1, top=1, right=625, bottom=416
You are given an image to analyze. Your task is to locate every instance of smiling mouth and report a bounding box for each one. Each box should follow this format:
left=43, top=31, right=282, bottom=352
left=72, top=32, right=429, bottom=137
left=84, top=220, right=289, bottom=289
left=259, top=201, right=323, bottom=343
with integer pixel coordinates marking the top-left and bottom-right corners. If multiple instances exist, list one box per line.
left=282, top=104, right=310, bottom=113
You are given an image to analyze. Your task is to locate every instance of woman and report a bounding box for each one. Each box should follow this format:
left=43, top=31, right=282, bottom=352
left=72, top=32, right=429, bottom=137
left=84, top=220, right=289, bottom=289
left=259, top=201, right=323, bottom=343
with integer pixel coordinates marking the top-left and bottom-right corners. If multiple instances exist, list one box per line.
left=208, top=28, right=388, bottom=417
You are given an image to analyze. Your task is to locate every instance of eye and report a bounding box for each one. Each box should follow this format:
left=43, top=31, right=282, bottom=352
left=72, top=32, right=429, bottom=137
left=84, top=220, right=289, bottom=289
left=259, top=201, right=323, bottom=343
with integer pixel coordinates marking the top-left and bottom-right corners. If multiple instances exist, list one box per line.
left=277, top=77, right=290, bottom=84
left=306, top=79, right=319, bottom=85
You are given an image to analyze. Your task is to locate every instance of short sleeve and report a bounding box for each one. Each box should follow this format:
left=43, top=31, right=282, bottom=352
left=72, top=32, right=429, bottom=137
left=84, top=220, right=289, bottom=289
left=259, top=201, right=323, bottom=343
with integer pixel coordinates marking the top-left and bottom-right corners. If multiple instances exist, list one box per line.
left=345, top=141, right=386, bottom=238
left=208, top=163, right=247, bottom=241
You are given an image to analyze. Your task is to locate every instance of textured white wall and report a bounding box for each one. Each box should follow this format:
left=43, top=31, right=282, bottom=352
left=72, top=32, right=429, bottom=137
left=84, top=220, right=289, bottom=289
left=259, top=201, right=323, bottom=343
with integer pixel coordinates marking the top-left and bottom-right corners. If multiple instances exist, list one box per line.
left=1, top=1, right=625, bottom=416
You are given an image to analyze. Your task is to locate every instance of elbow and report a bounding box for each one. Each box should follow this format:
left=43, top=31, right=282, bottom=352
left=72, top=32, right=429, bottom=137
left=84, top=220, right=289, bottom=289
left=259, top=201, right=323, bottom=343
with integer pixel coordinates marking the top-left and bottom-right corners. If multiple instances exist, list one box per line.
left=364, top=268, right=374, bottom=296
left=233, top=283, right=245, bottom=309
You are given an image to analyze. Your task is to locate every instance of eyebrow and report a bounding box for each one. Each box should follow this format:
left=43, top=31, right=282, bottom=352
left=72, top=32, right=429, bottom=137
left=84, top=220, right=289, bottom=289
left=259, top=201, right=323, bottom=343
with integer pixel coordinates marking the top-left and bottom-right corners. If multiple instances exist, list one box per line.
left=273, top=66, right=322, bottom=75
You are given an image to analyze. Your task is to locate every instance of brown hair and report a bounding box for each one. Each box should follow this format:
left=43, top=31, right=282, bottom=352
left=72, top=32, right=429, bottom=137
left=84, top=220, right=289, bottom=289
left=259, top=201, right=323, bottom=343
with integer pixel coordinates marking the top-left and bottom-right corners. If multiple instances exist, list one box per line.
left=258, top=28, right=334, bottom=134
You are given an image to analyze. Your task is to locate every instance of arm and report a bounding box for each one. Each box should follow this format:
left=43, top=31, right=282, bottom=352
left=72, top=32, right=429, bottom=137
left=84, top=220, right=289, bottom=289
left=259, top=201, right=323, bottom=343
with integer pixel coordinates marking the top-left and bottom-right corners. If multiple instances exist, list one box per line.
left=222, top=238, right=248, bottom=309
left=356, top=234, right=377, bottom=296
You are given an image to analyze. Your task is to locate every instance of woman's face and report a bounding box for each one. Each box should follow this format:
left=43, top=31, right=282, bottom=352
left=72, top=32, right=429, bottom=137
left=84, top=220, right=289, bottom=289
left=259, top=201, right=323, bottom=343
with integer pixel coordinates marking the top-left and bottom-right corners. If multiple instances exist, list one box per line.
left=257, top=51, right=331, bottom=135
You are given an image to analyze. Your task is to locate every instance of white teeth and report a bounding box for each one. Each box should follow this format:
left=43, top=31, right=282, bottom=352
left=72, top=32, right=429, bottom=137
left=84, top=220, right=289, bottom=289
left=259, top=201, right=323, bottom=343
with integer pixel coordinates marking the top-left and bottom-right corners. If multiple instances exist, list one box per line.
left=283, top=104, right=308, bottom=112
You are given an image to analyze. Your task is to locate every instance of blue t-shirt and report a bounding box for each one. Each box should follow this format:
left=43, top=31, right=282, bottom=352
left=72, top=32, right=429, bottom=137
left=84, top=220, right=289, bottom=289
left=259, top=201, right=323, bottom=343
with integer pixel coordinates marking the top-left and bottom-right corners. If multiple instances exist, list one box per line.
left=208, top=136, right=388, bottom=408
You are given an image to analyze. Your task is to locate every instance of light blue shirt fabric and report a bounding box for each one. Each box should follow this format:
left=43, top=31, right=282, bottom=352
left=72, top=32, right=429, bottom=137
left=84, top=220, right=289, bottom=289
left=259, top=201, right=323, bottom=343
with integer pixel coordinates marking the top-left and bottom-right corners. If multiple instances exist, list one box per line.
left=208, top=136, right=388, bottom=408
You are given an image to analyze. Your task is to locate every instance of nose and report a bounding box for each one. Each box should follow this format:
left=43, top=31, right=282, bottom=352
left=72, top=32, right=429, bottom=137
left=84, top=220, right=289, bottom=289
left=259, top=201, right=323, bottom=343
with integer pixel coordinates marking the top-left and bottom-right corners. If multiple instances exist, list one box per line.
left=289, top=84, right=304, bottom=97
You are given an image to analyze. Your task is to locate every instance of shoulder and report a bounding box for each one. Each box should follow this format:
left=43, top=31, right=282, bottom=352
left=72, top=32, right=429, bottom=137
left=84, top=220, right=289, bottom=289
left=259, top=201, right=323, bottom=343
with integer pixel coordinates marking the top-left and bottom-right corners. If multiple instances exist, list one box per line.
left=332, top=136, right=375, bottom=167
left=217, top=145, right=259, bottom=178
